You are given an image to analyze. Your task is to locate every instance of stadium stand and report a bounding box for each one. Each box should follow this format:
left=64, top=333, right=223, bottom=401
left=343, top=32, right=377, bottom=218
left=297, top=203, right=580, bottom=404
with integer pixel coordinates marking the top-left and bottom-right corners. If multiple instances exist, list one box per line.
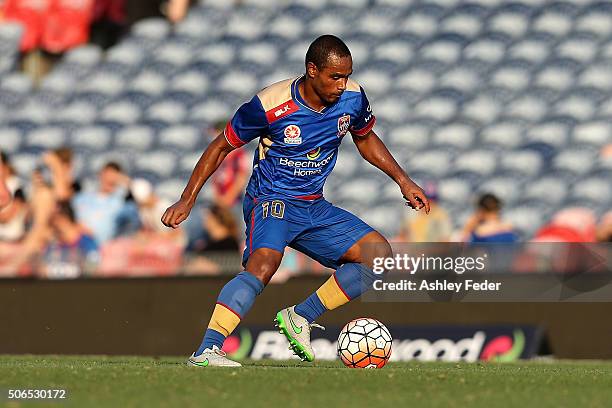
left=0, top=0, right=611, bottom=243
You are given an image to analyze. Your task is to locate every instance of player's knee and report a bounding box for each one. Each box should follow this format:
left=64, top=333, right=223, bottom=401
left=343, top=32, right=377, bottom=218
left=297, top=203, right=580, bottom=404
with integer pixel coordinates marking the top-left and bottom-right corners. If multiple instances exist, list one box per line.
left=375, top=236, right=393, bottom=259
left=247, top=261, right=278, bottom=286
left=245, top=248, right=282, bottom=286
left=341, top=231, right=393, bottom=269
left=355, top=238, right=393, bottom=271
left=367, top=237, right=392, bottom=270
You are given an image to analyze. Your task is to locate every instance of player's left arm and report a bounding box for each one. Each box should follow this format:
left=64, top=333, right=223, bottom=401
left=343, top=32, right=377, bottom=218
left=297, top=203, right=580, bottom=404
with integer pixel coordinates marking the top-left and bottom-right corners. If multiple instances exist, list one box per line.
left=352, top=130, right=430, bottom=214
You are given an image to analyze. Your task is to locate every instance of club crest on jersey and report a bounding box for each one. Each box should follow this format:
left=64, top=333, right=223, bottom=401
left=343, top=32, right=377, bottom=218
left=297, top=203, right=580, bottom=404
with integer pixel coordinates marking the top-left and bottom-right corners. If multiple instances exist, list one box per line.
left=284, top=125, right=302, bottom=144
left=306, top=147, right=321, bottom=160
left=337, top=114, right=351, bottom=137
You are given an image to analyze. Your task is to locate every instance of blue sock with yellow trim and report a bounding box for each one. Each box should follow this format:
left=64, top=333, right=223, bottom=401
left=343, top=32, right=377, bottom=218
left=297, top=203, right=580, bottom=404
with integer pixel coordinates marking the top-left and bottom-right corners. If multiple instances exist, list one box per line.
left=294, top=263, right=377, bottom=323
left=294, top=292, right=326, bottom=323
left=196, top=271, right=264, bottom=355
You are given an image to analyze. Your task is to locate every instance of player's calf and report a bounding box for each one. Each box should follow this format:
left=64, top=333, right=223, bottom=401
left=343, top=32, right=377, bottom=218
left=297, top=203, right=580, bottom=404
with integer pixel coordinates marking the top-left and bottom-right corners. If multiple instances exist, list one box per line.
left=193, top=248, right=283, bottom=359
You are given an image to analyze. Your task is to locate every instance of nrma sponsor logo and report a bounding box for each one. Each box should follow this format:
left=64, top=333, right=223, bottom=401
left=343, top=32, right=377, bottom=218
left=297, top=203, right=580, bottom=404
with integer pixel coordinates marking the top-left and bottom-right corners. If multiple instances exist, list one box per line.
left=237, top=329, right=526, bottom=362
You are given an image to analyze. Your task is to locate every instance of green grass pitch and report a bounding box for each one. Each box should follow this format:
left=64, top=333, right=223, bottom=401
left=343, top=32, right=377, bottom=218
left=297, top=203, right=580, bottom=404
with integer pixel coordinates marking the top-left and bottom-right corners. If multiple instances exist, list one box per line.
left=1, top=356, right=611, bottom=408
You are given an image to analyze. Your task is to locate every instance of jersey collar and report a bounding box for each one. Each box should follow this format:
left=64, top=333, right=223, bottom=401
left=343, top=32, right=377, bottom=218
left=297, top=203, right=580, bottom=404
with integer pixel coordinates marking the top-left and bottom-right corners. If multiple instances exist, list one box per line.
left=292, top=76, right=337, bottom=115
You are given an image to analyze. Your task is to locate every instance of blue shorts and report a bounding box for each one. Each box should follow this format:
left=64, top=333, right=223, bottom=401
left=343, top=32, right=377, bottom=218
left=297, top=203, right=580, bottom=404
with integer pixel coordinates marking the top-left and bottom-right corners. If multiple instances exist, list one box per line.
left=241, top=194, right=375, bottom=270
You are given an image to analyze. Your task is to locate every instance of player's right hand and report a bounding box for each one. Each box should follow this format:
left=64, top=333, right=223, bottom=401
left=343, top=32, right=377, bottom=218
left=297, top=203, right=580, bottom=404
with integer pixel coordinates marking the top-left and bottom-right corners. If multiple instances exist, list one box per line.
left=401, top=181, right=430, bottom=214
left=161, top=199, right=192, bottom=229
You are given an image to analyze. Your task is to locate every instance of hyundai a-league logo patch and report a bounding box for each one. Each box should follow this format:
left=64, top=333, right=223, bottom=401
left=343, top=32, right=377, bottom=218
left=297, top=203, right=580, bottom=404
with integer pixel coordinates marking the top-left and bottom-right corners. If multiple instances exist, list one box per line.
left=337, top=114, right=351, bottom=137
left=284, top=125, right=302, bottom=144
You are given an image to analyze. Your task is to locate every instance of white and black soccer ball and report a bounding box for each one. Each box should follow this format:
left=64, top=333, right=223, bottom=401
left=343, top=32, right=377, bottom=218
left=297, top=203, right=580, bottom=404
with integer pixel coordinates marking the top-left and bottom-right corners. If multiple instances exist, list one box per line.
left=337, top=317, right=392, bottom=368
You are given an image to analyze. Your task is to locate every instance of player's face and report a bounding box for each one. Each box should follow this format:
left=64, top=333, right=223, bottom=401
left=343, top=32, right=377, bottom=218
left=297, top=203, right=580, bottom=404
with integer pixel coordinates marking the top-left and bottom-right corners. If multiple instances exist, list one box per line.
left=310, top=55, right=353, bottom=105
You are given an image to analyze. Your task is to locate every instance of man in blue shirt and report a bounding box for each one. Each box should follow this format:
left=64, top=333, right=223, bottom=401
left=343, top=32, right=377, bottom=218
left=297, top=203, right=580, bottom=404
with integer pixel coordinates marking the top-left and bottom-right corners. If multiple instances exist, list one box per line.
left=73, top=162, right=128, bottom=244
left=162, top=35, right=430, bottom=367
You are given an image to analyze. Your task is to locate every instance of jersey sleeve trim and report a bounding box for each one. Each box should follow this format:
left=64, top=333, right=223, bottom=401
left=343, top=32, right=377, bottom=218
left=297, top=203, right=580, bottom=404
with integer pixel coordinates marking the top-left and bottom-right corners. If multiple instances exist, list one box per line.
left=257, top=78, right=295, bottom=110
left=346, top=78, right=361, bottom=92
left=351, top=116, right=376, bottom=136
left=224, top=121, right=246, bottom=148
left=265, top=99, right=299, bottom=124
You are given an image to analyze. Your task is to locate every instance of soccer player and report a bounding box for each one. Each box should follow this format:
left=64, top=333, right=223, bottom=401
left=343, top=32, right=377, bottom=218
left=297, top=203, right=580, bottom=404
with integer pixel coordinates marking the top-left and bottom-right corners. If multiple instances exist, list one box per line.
left=162, top=35, right=430, bottom=367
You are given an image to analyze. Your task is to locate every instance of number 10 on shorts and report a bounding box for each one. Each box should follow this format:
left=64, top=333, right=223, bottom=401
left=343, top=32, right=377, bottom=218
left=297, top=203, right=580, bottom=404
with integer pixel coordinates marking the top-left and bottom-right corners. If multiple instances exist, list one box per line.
left=262, top=200, right=285, bottom=219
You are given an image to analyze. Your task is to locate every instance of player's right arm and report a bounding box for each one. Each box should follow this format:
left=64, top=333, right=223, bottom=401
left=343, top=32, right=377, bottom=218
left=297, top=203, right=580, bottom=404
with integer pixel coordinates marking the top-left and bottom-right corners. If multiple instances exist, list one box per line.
left=162, top=95, right=268, bottom=228
left=162, top=135, right=235, bottom=228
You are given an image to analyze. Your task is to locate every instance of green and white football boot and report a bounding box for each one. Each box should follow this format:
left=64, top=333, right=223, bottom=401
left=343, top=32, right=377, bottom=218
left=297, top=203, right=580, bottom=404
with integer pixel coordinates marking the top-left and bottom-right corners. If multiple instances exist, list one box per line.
left=187, top=346, right=242, bottom=367
left=274, top=305, right=325, bottom=362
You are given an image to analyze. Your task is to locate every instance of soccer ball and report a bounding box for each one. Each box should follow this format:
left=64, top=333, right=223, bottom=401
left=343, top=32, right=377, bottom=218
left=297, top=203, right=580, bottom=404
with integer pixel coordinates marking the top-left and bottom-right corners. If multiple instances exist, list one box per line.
left=337, top=317, right=392, bottom=369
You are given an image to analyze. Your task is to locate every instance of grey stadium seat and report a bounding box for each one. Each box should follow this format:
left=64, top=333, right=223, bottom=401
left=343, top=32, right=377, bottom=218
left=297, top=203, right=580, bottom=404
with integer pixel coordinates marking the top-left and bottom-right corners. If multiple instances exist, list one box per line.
left=159, top=125, right=202, bottom=150
left=25, top=127, right=67, bottom=150
left=552, top=148, right=598, bottom=176
left=100, top=101, right=142, bottom=125
left=569, top=178, right=611, bottom=206
left=115, top=126, right=155, bottom=151
left=437, top=177, right=473, bottom=204
left=432, top=123, right=476, bottom=150
left=572, top=121, right=611, bottom=146
left=409, top=150, right=454, bottom=178
left=498, top=150, right=544, bottom=178
left=70, top=126, right=112, bottom=151
left=0, top=127, right=22, bottom=153
left=523, top=177, right=569, bottom=205
left=133, top=150, right=177, bottom=178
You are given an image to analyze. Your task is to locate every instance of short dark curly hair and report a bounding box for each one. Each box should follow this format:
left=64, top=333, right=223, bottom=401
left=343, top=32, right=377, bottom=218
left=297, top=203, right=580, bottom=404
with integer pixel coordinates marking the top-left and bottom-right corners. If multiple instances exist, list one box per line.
left=305, top=35, right=351, bottom=69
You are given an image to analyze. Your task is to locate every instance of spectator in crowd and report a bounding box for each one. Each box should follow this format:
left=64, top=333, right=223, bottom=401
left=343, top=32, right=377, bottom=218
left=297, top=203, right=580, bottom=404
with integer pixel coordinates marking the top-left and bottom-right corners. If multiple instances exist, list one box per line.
left=1, top=151, right=22, bottom=197
left=210, top=120, right=250, bottom=211
left=461, top=193, right=518, bottom=243
left=0, top=168, right=57, bottom=276
left=44, top=200, right=99, bottom=278
left=128, top=177, right=184, bottom=242
left=596, top=211, right=612, bottom=242
left=194, top=205, right=240, bottom=253
left=72, top=161, right=129, bottom=244
left=114, top=189, right=141, bottom=238
left=0, top=188, right=28, bottom=242
left=163, top=0, right=190, bottom=23
left=397, top=182, right=451, bottom=242
left=90, top=0, right=127, bottom=49
left=601, top=144, right=612, bottom=159
left=185, top=204, right=240, bottom=275
left=533, top=207, right=597, bottom=242
left=0, top=152, right=28, bottom=243
left=0, top=152, right=12, bottom=209
left=130, top=178, right=170, bottom=233
left=42, top=147, right=79, bottom=201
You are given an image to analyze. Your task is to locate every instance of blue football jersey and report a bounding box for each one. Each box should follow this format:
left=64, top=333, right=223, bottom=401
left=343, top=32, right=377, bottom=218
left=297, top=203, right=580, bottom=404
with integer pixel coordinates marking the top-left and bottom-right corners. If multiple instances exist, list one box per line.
left=224, top=76, right=376, bottom=199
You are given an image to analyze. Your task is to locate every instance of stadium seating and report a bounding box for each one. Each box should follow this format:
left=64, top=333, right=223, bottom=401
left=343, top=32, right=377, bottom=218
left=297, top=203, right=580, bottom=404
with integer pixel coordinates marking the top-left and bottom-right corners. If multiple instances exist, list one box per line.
left=0, top=22, right=23, bottom=76
left=1, top=0, right=611, bottom=238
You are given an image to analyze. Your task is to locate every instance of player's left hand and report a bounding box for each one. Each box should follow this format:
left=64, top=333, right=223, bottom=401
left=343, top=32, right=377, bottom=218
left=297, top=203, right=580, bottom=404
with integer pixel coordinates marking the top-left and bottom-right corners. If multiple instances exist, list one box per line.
left=401, top=181, right=430, bottom=214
